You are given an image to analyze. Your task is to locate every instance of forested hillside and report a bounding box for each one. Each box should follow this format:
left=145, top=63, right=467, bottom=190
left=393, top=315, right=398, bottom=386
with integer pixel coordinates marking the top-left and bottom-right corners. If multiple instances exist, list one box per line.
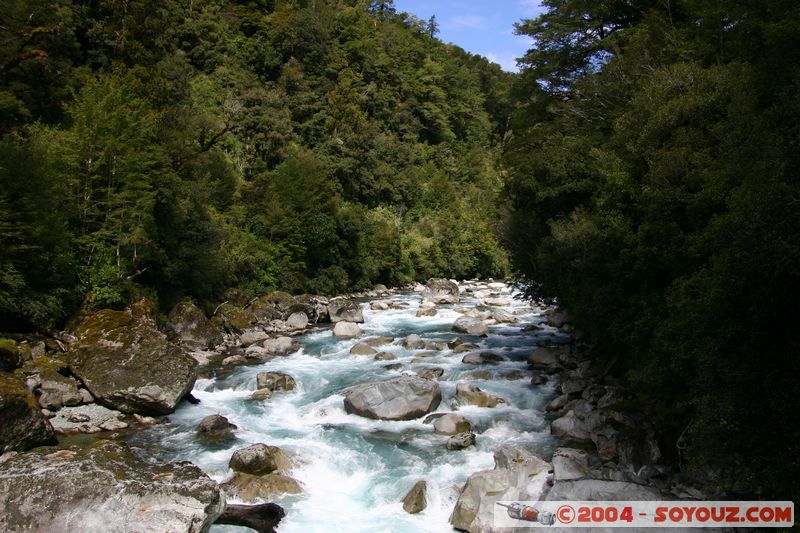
left=0, top=0, right=511, bottom=330
left=504, top=0, right=800, bottom=499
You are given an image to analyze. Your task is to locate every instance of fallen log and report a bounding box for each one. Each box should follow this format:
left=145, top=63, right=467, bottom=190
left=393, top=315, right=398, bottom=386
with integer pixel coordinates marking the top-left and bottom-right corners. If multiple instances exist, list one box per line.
left=214, top=502, right=285, bottom=533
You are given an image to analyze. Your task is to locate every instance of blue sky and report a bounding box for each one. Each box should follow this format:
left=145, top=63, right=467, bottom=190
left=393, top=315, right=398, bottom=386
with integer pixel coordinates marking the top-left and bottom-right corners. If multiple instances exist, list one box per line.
left=394, top=0, right=545, bottom=72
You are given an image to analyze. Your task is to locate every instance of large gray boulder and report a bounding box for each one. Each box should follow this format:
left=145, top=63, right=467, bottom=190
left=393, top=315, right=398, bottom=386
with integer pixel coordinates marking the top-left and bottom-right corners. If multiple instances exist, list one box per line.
left=402, top=480, right=427, bottom=514
left=0, top=372, right=56, bottom=453
left=452, top=316, right=489, bottom=336
left=36, top=372, right=85, bottom=410
left=68, top=309, right=197, bottom=415
left=344, top=376, right=441, bottom=421
left=256, top=372, right=296, bottom=393
left=455, top=382, right=506, bottom=408
left=0, top=440, right=224, bottom=532
left=167, top=301, right=223, bottom=350
left=545, top=479, right=662, bottom=501
left=229, top=444, right=291, bottom=476
left=450, top=446, right=550, bottom=533
left=328, top=299, right=364, bottom=323
left=552, top=447, right=590, bottom=481
left=422, top=278, right=460, bottom=304
left=333, top=321, right=362, bottom=339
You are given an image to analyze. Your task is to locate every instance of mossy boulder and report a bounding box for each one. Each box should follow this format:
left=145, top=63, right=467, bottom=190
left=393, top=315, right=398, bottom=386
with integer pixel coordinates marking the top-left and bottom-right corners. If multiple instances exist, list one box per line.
left=0, top=440, right=224, bottom=532
left=167, top=301, right=223, bottom=351
left=0, top=372, right=56, bottom=453
left=221, top=473, right=303, bottom=502
left=212, top=303, right=258, bottom=333
left=0, top=339, right=23, bottom=372
left=68, top=309, right=197, bottom=415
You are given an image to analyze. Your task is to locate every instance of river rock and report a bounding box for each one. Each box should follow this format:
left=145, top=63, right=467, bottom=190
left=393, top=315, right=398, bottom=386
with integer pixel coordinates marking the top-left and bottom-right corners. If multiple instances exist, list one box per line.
left=250, top=389, right=273, bottom=401
left=450, top=446, right=550, bottom=533
left=403, top=334, right=425, bottom=349
left=197, top=414, right=237, bottom=441
left=447, top=432, right=476, bottom=450
left=263, top=336, right=295, bottom=355
left=545, top=479, right=661, bottom=501
left=416, top=367, right=444, bottom=380
left=0, top=440, right=224, bottom=532
left=531, top=374, right=547, bottom=385
left=350, top=343, right=377, bottom=356
left=48, top=404, right=127, bottom=434
left=328, top=299, right=364, bottom=323
left=364, top=336, right=394, bottom=347
left=374, top=351, right=396, bottom=361
left=167, top=300, right=223, bottom=350
left=371, top=301, right=390, bottom=311
left=333, top=321, right=362, bottom=339
left=552, top=447, right=590, bottom=481
left=230, top=444, right=291, bottom=475
left=527, top=346, right=562, bottom=372
left=492, top=309, right=518, bottom=323
left=461, top=352, right=505, bottom=365
left=433, top=414, right=472, bottom=435
left=453, top=343, right=478, bottom=353
left=483, top=297, right=510, bottom=307
left=213, top=302, right=258, bottom=333
left=255, top=372, right=296, bottom=393
left=0, top=372, right=56, bottom=453
left=285, top=312, right=309, bottom=331
left=343, top=376, right=441, bottom=421
left=68, top=309, right=197, bottom=415
left=452, top=316, right=488, bottom=336
left=545, top=393, right=570, bottom=412
left=402, top=480, right=427, bottom=514
left=416, top=307, right=437, bottom=317
left=36, top=372, right=84, bottom=410
left=551, top=409, right=600, bottom=443
left=222, top=473, right=302, bottom=502
left=238, top=328, right=270, bottom=346
left=455, top=383, right=506, bottom=408
left=422, top=278, right=460, bottom=304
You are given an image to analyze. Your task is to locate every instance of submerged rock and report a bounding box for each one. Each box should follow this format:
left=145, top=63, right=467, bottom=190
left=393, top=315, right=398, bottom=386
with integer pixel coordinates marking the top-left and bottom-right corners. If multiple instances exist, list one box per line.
left=343, top=376, right=441, bottom=421
left=68, top=309, right=197, bottom=415
left=350, top=343, right=377, bottom=356
left=402, top=480, right=427, bottom=514
left=416, top=367, right=444, bottom=380
left=255, top=372, right=296, bottom=393
left=0, top=440, right=224, bottom=532
left=434, top=414, right=472, bottom=435
left=197, top=414, right=237, bottom=441
left=446, top=431, right=476, bottom=450
left=0, top=372, right=56, bottom=453
left=402, top=334, right=425, bottom=350
left=422, top=278, right=460, bottom=304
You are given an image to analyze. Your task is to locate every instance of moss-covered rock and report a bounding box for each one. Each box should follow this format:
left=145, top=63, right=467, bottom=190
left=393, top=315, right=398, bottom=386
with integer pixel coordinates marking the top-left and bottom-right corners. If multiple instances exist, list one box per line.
left=212, top=303, right=257, bottom=333
left=0, top=339, right=22, bottom=372
left=68, top=309, right=197, bottom=415
left=167, top=300, right=224, bottom=350
left=221, top=473, right=303, bottom=502
left=0, top=440, right=224, bottom=532
left=0, top=372, right=56, bottom=453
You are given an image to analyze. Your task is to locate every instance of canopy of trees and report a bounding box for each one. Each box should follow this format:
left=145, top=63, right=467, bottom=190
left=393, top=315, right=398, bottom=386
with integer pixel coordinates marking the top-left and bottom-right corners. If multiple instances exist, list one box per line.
left=0, top=0, right=512, bottom=329
left=505, top=0, right=799, bottom=501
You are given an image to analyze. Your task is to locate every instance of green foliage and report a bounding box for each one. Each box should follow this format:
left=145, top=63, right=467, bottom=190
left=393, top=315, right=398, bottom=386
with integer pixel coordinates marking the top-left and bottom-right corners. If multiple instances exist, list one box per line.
left=0, top=0, right=512, bottom=332
left=506, top=0, right=800, bottom=499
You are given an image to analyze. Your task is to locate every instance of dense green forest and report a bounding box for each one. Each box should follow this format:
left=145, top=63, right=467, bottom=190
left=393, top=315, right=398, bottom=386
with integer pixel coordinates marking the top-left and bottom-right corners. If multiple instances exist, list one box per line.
left=2, top=0, right=798, bottom=504
left=505, top=0, right=799, bottom=500
left=0, top=0, right=512, bottom=330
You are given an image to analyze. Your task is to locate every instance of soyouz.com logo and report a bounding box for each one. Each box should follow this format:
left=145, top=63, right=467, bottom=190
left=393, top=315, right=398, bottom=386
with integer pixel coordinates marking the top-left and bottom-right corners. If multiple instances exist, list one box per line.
left=494, top=501, right=795, bottom=528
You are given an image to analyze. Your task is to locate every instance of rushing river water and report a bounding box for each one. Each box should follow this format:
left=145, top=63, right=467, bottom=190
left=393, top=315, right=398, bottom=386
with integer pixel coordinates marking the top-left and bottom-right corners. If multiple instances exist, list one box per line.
left=127, top=284, right=567, bottom=532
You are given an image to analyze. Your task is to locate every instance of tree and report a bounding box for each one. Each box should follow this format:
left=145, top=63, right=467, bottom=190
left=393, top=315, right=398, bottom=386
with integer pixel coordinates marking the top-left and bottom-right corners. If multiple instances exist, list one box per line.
left=427, top=15, right=439, bottom=38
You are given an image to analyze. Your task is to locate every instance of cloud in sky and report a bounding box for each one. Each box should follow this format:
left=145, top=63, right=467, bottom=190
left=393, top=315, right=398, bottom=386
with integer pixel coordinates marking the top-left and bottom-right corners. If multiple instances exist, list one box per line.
left=448, top=15, right=488, bottom=29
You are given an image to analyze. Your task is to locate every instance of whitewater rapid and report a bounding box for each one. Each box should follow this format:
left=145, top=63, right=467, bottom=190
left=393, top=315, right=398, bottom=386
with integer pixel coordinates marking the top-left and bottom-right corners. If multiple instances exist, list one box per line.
left=126, top=286, right=567, bottom=532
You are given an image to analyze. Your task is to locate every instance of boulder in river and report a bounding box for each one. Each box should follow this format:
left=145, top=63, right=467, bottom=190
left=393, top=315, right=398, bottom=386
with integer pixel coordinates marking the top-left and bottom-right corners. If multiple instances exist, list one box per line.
left=482, top=297, right=510, bottom=307
left=446, top=431, right=476, bottom=450
left=461, top=352, right=506, bottom=365
left=402, top=480, right=427, bottom=514
left=433, top=413, right=472, bottom=435
left=422, top=278, right=460, bottom=304
left=416, top=307, right=437, bottom=317
left=350, top=343, right=377, bottom=356
left=167, top=300, right=223, bottom=350
left=450, top=446, right=550, bottom=533
left=0, top=372, right=56, bottom=453
left=374, top=351, right=396, bottom=361
left=197, top=414, right=237, bottom=441
left=263, top=336, right=295, bottom=355
left=285, top=311, right=309, bottom=331
left=328, top=299, right=364, bottom=323
left=416, top=367, right=444, bottom=380
left=256, top=372, right=296, bottom=393
left=343, top=376, right=441, bottom=421
left=230, top=443, right=291, bottom=475
left=526, top=346, right=563, bottom=372
left=403, top=334, right=425, bottom=350
left=455, top=382, right=506, bottom=408
left=0, top=440, right=224, bottom=532
left=452, top=316, right=488, bottom=337
left=333, top=321, right=362, bottom=339
left=68, top=309, right=197, bottom=415
left=222, top=473, right=303, bottom=502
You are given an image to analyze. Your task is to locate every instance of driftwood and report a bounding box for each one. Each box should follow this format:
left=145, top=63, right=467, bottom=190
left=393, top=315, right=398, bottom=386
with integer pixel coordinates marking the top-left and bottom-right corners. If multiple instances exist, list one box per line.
left=215, top=503, right=286, bottom=533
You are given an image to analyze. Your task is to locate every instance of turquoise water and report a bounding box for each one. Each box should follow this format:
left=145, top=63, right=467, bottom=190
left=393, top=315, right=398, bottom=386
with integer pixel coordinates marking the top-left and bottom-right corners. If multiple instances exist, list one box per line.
left=126, top=286, right=565, bottom=532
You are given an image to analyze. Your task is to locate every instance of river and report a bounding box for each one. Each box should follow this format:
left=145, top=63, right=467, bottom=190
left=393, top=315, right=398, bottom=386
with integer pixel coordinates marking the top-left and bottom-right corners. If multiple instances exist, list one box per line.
left=126, top=282, right=567, bottom=532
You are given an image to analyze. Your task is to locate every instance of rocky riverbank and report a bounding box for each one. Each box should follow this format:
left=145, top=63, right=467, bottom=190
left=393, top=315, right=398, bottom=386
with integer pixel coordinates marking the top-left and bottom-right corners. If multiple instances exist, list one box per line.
left=1, top=279, right=709, bottom=532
